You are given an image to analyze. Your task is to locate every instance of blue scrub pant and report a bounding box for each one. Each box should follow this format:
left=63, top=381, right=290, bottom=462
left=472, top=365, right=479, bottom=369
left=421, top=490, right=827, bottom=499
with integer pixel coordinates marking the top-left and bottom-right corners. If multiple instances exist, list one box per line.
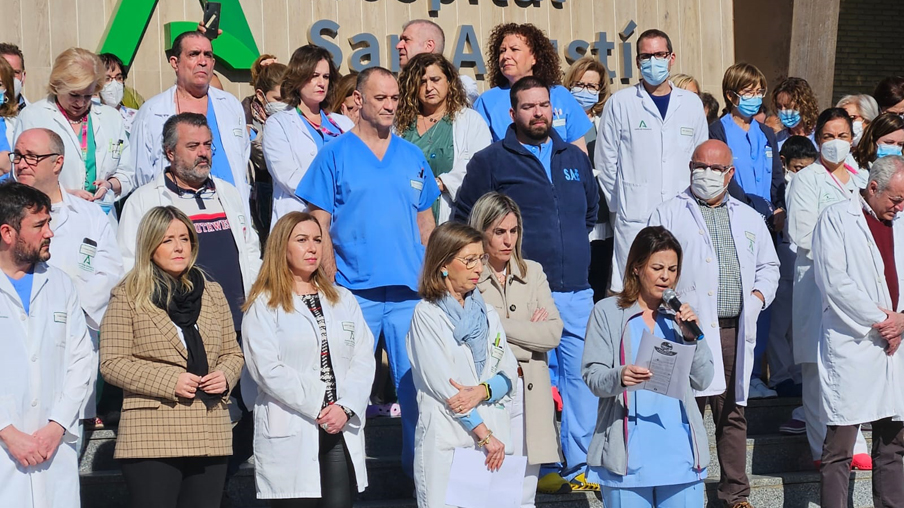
left=351, top=286, right=419, bottom=478
left=601, top=481, right=704, bottom=508
left=751, top=308, right=771, bottom=379
left=544, top=289, right=595, bottom=481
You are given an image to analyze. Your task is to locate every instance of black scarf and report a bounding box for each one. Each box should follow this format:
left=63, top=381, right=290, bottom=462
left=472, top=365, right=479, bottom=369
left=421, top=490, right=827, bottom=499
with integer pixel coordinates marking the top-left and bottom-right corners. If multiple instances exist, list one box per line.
left=153, top=267, right=219, bottom=408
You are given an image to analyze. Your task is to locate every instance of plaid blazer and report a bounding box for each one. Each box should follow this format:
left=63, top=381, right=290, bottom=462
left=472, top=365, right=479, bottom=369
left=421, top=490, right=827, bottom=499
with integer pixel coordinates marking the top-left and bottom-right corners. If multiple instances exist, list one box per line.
left=99, top=280, right=244, bottom=459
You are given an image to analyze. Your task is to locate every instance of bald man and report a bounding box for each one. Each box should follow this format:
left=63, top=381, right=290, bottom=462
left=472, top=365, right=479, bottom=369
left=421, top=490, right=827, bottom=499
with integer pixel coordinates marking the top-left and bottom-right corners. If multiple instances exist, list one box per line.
left=647, top=139, right=779, bottom=508
left=396, top=19, right=479, bottom=104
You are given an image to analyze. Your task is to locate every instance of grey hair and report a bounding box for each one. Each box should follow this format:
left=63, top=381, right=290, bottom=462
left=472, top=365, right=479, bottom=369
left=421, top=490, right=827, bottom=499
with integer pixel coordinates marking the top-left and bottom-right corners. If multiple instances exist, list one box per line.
left=868, top=155, right=904, bottom=192
left=36, top=128, right=65, bottom=156
left=402, top=19, right=445, bottom=54
left=467, top=192, right=528, bottom=276
left=162, top=112, right=209, bottom=155
left=837, top=94, right=881, bottom=123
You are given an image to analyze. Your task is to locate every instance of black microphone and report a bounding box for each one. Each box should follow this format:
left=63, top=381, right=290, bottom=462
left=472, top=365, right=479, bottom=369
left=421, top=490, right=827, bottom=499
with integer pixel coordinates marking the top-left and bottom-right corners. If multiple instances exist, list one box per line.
left=662, top=289, right=704, bottom=342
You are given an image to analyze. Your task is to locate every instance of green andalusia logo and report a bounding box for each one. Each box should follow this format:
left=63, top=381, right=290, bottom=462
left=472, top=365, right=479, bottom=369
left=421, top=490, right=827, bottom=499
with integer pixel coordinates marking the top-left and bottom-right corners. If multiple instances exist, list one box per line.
left=97, top=0, right=260, bottom=71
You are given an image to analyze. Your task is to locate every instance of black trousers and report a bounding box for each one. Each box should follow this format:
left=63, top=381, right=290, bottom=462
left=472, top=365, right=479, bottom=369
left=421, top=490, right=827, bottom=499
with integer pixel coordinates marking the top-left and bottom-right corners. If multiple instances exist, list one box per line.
left=270, top=429, right=358, bottom=508
left=120, top=456, right=228, bottom=508
left=821, top=417, right=904, bottom=508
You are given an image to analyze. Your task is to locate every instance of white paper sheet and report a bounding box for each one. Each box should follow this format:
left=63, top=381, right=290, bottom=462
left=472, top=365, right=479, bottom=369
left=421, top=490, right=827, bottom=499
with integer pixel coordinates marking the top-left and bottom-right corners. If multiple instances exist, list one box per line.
left=444, top=447, right=527, bottom=508
left=633, top=328, right=695, bottom=399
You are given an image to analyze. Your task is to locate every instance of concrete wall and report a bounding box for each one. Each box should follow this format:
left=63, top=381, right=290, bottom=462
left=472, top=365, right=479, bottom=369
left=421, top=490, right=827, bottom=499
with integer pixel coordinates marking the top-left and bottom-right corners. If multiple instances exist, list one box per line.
left=2, top=0, right=735, bottom=104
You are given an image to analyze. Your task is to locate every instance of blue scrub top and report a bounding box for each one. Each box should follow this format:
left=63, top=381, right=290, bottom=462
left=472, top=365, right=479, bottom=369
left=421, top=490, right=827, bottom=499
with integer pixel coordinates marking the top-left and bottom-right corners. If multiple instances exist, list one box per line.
left=473, top=84, right=592, bottom=143
left=0, top=119, right=9, bottom=152
left=521, top=139, right=553, bottom=182
left=7, top=272, right=33, bottom=315
left=300, top=110, right=344, bottom=150
left=589, top=313, right=704, bottom=488
left=721, top=115, right=773, bottom=202
left=206, top=95, right=234, bottom=185
left=295, top=133, right=440, bottom=292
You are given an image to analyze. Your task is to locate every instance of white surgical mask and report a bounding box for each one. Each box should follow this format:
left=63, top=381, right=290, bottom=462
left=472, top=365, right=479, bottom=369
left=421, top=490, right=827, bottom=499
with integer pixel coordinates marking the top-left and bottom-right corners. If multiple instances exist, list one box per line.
left=820, top=138, right=851, bottom=165
left=13, top=78, right=22, bottom=99
left=852, top=120, right=864, bottom=146
left=691, top=167, right=728, bottom=201
left=100, top=80, right=124, bottom=107
left=264, top=99, right=289, bottom=117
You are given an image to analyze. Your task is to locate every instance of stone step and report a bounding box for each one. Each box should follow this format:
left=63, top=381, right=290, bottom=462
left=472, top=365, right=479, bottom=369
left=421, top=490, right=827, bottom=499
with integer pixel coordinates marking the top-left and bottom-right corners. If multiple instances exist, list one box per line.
left=81, top=467, right=876, bottom=508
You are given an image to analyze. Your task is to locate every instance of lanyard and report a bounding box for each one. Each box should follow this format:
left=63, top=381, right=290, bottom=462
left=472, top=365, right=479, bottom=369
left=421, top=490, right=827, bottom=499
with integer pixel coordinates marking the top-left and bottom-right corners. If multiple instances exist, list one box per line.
left=56, top=102, right=97, bottom=191
left=826, top=164, right=856, bottom=195
left=297, top=108, right=344, bottom=139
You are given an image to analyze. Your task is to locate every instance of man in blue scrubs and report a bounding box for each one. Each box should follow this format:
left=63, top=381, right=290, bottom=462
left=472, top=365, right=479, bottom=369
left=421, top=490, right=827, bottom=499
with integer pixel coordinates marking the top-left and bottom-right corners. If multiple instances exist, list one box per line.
left=454, top=77, right=599, bottom=491
left=296, top=66, right=439, bottom=478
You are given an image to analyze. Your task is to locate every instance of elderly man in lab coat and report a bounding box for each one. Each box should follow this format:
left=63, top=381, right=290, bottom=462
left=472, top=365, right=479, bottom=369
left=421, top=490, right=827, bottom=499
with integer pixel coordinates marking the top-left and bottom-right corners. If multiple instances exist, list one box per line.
left=596, top=28, right=709, bottom=293
left=647, top=139, right=780, bottom=508
left=0, top=181, right=94, bottom=508
left=812, top=155, right=904, bottom=508
left=130, top=31, right=251, bottom=207
left=12, top=128, right=123, bottom=425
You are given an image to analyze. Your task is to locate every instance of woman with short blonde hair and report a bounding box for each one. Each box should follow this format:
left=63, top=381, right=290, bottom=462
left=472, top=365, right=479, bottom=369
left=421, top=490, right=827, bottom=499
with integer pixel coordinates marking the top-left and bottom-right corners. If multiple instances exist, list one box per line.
left=13, top=47, right=134, bottom=205
left=100, top=205, right=244, bottom=508
left=242, top=212, right=375, bottom=507
left=671, top=73, right=700, bottom=95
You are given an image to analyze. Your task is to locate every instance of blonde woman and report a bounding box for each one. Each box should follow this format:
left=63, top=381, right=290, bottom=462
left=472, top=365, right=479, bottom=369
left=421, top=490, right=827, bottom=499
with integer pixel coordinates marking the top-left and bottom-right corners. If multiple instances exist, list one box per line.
left=13, top=47, right=134, bottom=208
left=99, top=206, right=244, bottom=508
left=241, top=212, right=375, bottom=507
left=671, top=73, right=700, bottom=95
left=470, top=193, right=565, bottom=502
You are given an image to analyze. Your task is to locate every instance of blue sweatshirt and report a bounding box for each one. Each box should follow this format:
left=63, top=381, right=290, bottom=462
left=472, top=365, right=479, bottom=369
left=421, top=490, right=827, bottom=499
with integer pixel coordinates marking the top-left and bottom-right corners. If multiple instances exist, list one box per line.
left=453, top=125, right=599, bottom=293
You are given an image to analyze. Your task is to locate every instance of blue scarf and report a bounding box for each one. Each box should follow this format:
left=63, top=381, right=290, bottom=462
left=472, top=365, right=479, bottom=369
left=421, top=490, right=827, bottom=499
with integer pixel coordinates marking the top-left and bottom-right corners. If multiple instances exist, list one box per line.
left=437, top=289, right=490, bottom=376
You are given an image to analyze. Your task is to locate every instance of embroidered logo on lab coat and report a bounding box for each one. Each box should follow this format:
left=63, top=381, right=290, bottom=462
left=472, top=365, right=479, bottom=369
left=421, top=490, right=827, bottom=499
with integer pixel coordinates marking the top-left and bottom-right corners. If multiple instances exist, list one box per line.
left=636, top=120, right=651, bottom=130
left=745, top=231, right=756, bottom=253
left=79, top=239, right=98, bottom=273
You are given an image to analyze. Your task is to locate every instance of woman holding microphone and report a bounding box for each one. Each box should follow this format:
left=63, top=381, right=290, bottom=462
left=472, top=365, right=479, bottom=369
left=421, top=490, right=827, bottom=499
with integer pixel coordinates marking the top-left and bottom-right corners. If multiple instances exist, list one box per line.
left=582, top=226, right=714, bottom=507
left=407, top=222, right=519, bottom=508
left=241, top=212, right=375, bottom=507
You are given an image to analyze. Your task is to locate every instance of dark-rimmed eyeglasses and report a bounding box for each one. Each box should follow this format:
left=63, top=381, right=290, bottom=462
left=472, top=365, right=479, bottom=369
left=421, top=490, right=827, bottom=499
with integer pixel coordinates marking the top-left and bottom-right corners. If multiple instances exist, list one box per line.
left=638, top=52, right=672, bottom=62
left=690, top=162, right=733, bottom=174
left=9, top=152, right=60, bottom=167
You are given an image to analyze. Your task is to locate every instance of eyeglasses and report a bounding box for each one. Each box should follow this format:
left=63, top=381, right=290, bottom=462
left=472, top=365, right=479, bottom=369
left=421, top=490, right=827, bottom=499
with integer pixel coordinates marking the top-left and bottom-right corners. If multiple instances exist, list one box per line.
left=571, top=82, right=601, bottom=93
left=9, top=152, right=60, bottom=167
left=454, top=253, right=490, bottom=269
left=690, top=162, right=733, bottom=174
left=731, top=89, right=766, bottom=101
left=638, top=51, right=672, bottom=62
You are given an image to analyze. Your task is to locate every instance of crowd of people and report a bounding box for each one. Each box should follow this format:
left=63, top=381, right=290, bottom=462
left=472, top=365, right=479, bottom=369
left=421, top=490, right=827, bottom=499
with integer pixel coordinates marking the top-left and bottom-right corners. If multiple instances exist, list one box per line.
left=2, top=16, right=904, bottom=508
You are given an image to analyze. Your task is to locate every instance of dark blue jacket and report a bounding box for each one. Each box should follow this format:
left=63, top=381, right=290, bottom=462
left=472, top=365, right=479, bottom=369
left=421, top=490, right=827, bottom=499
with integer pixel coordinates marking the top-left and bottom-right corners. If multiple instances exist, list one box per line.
left=453, top=125, right=599, bottom=293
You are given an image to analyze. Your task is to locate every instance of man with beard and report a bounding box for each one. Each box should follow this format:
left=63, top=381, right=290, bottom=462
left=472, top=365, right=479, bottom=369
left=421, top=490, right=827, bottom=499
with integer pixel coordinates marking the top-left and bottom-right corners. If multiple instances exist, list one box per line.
left=117, top=113, right=261, bottom=487
left=12, top=127, right=124, bottom=429
left=0, top=181, right=94, bottom=507
left=454, top=76, right=599, bottom=485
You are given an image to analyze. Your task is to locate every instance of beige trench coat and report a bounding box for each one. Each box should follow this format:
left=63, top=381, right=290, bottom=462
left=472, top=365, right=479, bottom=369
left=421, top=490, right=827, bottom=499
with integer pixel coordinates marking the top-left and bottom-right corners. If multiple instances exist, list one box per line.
left=476, top=259, right=564, bottom=464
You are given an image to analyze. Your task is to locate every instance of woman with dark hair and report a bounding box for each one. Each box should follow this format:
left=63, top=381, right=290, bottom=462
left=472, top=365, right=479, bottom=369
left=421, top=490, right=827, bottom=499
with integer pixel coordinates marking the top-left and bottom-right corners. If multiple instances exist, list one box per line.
left=0, top=57, right=17, bottom=174
left=329, top=73, right=359, bottom=124
left=473, top=23, right=591, bottom=152
left=100, top=206, right=244, bottom=508
left=771, top=77, right=819, bottom=149
left=853, top=112, right=904, bottom=169
left=785, top=108, right=871, bottom=470
left=396, top=53, right=491, bottom=224
left=97, top=53, right=139, bottom=134
left=407, top=222, right=518, bottom=508
left=872, top=76, right=904, bottom=116
left=263, top=45, right=353, bottom=227
left=582, top=225, right=713, bottom=508
left=242, top=212, right=375, bottom=507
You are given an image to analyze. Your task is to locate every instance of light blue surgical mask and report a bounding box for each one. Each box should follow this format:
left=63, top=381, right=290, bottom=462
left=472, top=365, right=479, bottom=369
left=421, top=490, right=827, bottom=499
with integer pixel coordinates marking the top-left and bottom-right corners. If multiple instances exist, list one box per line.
left=735, top=95, right=762, bottom=118
left=876, top=143, right=903, bottom=158
left=779, top=109, right=801, bottom=128
left=0, top=89, right=6, bottom=105
left=570, top=88, right=599, bottom=111
left=640, top=57, right=670, bottom=86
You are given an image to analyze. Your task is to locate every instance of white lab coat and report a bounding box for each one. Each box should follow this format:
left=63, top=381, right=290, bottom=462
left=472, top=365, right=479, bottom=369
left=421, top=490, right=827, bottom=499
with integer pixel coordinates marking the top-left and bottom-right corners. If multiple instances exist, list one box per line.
left=786, top=162, right=866, bottom=364
left=596, top=82, right=708, bottom=292
left=48, top=191, right=124, bottom=418
left=0, top=263, right=93, bottom=508
left=813, top=195, right=904, bottom=425
left=241, top=287, right=375, bottom=498
left=406, top=300, right=519, bottom=508
left=116, top=172, right=262, bottom=294
left=13, top=98, right=136, bottom=197
left=262, top=109, right=355, bottom=227
left=437, top=109, right=492, bottom=224
left=130, top=86, right=251, bottom=206
left=648, top=189, right=780, bottom=403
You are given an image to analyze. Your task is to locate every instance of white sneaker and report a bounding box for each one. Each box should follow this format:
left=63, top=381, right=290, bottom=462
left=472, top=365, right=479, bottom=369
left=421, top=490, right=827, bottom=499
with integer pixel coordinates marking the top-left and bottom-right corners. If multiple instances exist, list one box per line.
left=749, top=378, right=778, bottom=399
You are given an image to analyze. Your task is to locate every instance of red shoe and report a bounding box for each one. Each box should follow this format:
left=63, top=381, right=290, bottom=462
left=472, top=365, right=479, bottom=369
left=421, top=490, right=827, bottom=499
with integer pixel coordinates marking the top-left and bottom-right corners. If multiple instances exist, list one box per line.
left=852, top=453, right=872, bottom=470
left=551, top=387, right=563, bottom=413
